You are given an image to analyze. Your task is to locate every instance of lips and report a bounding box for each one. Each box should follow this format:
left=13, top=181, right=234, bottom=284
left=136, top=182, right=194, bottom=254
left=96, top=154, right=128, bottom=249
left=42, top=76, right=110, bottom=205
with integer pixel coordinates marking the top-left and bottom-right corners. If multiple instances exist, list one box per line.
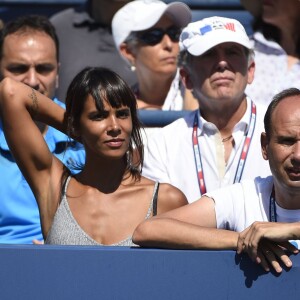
left=286, top=167, right=300, bottom=180
left=162, top=56, right=176, bottom=63
left=212, top=76, right=233, bottom=84
left=105, top=138, right=125, bottom=148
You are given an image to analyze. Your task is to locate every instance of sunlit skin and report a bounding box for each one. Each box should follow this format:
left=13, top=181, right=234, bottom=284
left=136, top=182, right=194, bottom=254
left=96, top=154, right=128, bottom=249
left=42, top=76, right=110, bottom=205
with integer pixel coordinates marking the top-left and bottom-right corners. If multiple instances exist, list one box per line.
left=78, top=94, right=132, bottom=162
left=261, top=95, right=300, bottom=209
left=0, top=31, right=58, bottom=99
left=181, top=43, right=254, bottom=117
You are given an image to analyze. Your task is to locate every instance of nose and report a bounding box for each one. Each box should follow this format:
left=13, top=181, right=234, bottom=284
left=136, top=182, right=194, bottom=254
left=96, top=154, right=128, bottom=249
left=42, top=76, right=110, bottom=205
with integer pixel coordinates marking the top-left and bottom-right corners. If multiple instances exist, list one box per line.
left=106, top=116, right=121, bottom=137
left=161, top=33, right=173, bottom=50
left=23, top=68, right=40, bottom=90
left=292, top=141, right=300, bottom=163
left=214, top=50, right=229, bottom=72
left=216, top=57, right=229, bottom=72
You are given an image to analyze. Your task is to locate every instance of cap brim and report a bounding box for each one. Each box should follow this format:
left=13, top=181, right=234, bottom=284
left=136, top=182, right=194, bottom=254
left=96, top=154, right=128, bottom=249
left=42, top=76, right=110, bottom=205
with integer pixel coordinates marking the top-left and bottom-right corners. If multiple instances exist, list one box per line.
left=187, top=30, right=252, bottom=56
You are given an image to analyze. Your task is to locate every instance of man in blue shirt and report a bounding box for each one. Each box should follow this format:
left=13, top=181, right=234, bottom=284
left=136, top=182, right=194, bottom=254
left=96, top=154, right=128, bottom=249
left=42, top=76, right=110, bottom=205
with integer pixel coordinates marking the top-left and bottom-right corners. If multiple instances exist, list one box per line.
left=0, top=15, right=85, bottom=244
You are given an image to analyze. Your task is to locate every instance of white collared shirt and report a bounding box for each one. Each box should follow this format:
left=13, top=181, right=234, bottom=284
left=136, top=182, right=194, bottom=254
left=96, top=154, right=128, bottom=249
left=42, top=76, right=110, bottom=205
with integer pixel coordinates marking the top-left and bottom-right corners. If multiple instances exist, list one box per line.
left=142, top=97, right=271, bottom=203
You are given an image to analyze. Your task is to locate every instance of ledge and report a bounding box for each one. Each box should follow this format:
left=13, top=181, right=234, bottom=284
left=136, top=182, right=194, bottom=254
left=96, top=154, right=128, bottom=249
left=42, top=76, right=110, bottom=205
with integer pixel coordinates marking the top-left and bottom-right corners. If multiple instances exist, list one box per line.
left=0, top=245, right=299, bottom=300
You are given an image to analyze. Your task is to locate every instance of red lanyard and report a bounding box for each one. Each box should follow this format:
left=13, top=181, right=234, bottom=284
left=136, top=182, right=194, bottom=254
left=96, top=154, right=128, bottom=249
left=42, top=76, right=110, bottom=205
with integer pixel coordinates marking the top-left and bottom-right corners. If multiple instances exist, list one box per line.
left=192, top=101, right=257, bottom=195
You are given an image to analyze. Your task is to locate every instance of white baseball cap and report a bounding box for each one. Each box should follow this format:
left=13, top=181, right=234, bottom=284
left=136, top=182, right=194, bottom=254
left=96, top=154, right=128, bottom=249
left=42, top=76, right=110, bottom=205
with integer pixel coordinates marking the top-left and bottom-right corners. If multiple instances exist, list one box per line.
left=179, top=16, right=252, bottom=56
left=112, top=0, right=191, bottom=49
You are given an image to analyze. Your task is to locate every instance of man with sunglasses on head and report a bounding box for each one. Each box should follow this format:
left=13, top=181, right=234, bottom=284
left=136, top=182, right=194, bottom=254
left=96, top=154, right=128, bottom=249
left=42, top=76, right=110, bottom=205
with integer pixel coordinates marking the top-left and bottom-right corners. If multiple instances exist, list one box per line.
left=142, top=16, right=271, bottom=202
left=112, top=0, right=197, bottom=110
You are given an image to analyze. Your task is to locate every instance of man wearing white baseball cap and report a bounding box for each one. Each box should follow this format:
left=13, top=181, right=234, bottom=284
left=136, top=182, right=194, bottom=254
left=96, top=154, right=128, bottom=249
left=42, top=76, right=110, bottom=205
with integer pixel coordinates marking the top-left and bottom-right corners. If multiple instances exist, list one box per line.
left=143, top=16, right=271, bottom=202
left=112, top=0, right=197, bottom=110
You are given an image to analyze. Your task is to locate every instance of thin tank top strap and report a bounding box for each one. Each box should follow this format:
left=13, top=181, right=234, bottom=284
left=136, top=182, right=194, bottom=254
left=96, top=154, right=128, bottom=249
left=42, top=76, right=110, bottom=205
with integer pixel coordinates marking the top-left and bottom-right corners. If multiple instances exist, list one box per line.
left=62, top=175, right=72, bottom=197
left=152, top=182, right=159, bottom=216
left=145, top=182, right=160, bottom=219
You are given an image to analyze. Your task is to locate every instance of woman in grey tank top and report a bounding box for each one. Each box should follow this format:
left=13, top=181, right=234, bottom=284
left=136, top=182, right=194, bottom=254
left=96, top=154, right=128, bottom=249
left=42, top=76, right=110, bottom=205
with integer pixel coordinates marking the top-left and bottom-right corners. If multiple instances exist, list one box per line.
left=0, top=67, right=187, bottom=246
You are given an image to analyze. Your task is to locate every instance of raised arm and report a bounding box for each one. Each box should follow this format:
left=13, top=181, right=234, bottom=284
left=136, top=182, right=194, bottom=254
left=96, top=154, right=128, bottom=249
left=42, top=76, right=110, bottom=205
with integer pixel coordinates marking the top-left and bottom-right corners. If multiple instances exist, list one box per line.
left=133, top=195, right=238, bottom=249
left=0, top=78, right=67, bottom=233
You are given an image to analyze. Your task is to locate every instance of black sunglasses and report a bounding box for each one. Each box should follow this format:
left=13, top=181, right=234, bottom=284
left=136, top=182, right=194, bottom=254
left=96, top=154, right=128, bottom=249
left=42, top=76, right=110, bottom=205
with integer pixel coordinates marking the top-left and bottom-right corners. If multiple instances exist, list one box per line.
left=136, top=26, right=181, bottom=46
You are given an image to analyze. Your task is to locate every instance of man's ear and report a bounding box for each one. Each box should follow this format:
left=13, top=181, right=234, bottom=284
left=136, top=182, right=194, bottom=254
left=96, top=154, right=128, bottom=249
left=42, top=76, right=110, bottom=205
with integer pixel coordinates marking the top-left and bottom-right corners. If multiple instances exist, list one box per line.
left=247, top=60, right=255, bottom=85
left=180, top=67, right=193, bottom=90
left=261, top=132, right=269, bottom=160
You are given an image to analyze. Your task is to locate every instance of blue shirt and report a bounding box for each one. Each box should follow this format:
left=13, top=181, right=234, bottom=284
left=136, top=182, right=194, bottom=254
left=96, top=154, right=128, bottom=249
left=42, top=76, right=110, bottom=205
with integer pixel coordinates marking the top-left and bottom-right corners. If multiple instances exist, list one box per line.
left=0, top=98, right=85, bottom=244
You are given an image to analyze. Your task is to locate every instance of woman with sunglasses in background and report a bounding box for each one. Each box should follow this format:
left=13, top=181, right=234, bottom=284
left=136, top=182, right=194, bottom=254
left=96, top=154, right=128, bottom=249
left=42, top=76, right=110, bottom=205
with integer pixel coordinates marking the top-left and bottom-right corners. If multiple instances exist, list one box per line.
left=112, top=0, right=198, bottom=110
left=0, top=67, right=188, bottom=245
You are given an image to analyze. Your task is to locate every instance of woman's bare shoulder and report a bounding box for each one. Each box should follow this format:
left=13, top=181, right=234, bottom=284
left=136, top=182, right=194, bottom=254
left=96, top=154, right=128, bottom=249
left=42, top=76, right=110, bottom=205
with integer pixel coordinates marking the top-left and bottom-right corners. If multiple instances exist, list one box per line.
left=138, top=177, right=188, bottom=214
left=126, top=177, right=187, bottom=211
left=158, top=183, right=188, bottom=208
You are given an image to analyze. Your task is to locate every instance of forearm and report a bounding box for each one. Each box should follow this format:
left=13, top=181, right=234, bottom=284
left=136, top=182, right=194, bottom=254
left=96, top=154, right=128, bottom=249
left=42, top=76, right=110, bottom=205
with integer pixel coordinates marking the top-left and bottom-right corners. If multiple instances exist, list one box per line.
left=133, top=218, right=238, bottom=250
left=0, top=78, right=67, bottom=134
left=278, top=222, right=300, bottom=241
